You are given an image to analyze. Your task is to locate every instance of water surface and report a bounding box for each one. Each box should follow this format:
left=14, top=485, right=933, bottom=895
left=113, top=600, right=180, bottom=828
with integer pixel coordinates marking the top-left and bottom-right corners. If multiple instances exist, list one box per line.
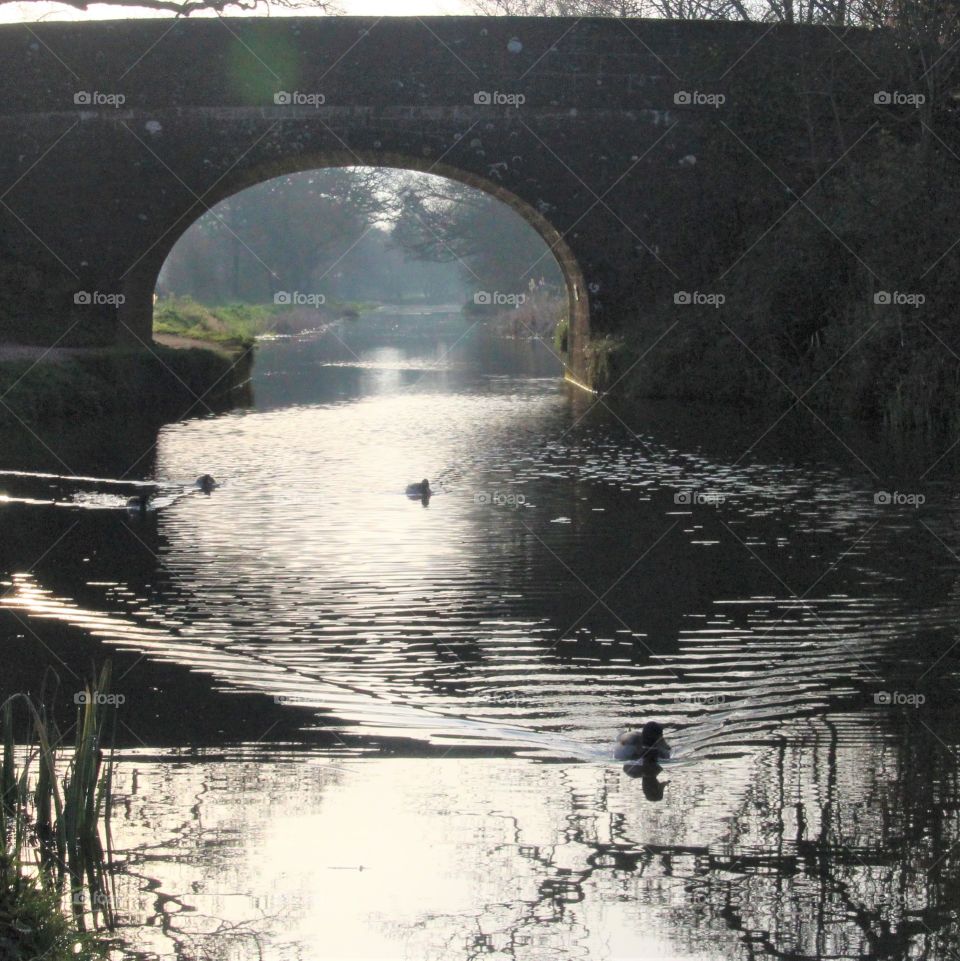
left=1, top=314, right=958, bottom=960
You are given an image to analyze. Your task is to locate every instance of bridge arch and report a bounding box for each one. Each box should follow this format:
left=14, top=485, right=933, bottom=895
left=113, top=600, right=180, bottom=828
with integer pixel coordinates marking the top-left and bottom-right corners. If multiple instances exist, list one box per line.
left=127, top=152, right=590, bottom=385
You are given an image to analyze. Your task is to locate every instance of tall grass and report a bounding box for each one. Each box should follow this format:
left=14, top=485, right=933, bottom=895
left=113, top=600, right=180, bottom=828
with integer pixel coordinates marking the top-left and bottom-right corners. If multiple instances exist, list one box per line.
left=1, top=664, right=117, bottom=954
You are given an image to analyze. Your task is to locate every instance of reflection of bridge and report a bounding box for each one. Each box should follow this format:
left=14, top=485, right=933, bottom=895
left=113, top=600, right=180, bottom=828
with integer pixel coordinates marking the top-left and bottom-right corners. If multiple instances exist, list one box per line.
left=0, top=17, right=889, bottom=384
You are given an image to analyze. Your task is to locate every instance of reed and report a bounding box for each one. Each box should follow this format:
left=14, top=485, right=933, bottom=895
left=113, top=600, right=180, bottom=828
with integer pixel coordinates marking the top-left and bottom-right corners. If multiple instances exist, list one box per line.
left=0, top=663, right=117, bottom=956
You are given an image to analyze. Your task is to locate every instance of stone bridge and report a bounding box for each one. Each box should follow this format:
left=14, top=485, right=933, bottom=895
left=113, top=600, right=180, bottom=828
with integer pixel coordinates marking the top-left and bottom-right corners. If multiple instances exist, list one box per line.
left=0, top=16, right=892, bottom=384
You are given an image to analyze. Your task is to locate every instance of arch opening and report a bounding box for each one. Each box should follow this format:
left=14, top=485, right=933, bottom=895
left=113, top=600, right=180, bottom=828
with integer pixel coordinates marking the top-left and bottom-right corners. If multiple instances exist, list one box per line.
left=134, top=155, right=590, bottom=386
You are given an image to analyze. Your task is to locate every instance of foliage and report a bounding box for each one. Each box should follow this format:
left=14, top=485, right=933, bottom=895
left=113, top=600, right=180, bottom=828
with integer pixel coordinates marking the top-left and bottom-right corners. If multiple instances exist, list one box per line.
left=585, top=335, right=624, bottom=387
left=0, top=865, right=106, bottom=961
left=1, top=668, right=118, bottom=960
left=619, top=135, right=960, bottom=432
left=159, top=169, right=469, bottom=307
left=391, top=176, right=565, bottom=300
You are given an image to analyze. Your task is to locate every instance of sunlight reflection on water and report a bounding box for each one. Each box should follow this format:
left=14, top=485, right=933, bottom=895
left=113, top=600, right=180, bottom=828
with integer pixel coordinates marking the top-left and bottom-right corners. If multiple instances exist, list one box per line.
left=1, top=322, right=959, bottom=959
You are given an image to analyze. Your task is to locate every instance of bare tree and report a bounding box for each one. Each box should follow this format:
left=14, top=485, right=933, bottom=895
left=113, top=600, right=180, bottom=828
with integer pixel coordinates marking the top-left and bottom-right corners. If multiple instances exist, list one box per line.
left=8, top=0, right=338, bottom=16
left=471, top=0, right=959, bottom=27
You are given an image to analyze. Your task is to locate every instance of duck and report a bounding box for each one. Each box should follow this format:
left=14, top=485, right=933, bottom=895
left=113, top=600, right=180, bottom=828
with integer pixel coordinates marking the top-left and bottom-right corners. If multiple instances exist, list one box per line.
left=195, top=474, right=217, bottom=493
left=405, top=479, right=431, bottom=499
left=614, top=721, right=671, bottom=764
left=125, top=492, right=151, bottom=512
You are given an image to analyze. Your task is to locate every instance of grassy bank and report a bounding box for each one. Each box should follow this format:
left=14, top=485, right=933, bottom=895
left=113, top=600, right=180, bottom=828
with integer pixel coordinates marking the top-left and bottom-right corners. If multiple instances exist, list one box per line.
left=153, top=297, right=273, bottom=350
left=0, top=345, right=250, bottom=428
left=154, top=296, right=374, bottom=349
left=0, top=866, right=106, bottom=961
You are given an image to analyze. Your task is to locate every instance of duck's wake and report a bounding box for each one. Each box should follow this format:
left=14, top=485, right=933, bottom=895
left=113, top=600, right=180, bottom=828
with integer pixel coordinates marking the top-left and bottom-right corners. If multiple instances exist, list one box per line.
left=1, top=573, right=615, bottom=763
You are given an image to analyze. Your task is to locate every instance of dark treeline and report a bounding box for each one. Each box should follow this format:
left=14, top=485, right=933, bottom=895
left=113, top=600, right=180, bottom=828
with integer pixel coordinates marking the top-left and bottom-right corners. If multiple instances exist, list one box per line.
left=477, top=0, right=960, bottom=431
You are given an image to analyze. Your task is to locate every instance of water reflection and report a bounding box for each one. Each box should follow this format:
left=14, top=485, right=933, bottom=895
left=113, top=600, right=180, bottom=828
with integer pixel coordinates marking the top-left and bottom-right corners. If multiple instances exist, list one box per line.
left=1, top=316, right=959, bottom=959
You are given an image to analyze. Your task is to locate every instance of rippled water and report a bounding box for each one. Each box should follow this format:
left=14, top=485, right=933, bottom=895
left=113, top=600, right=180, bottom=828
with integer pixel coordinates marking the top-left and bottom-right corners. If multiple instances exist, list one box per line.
left=1, top=314, right=959, bottom=959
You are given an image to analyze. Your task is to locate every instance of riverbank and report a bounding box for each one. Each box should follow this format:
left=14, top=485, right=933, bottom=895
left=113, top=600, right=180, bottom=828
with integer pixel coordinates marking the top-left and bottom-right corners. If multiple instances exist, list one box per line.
left=0, top=344, right=250, bottom=429
left=154, top=296, right=373, bottom=350
left=606, top=302, right=960, bottom=436
left=590, top=134, right=960, bottom=435
left=0, top=859, right=107, bottom=961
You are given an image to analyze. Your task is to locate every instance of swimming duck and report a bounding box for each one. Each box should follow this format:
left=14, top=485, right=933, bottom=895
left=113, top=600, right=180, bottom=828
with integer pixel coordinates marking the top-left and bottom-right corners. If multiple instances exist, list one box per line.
left=614, top=721, right=671, bottom=763
left=195, top=474, right=217, bottom=493
left=126, top=492, right=151, bottom=512
left=406, top=479, right=431, bottom=499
